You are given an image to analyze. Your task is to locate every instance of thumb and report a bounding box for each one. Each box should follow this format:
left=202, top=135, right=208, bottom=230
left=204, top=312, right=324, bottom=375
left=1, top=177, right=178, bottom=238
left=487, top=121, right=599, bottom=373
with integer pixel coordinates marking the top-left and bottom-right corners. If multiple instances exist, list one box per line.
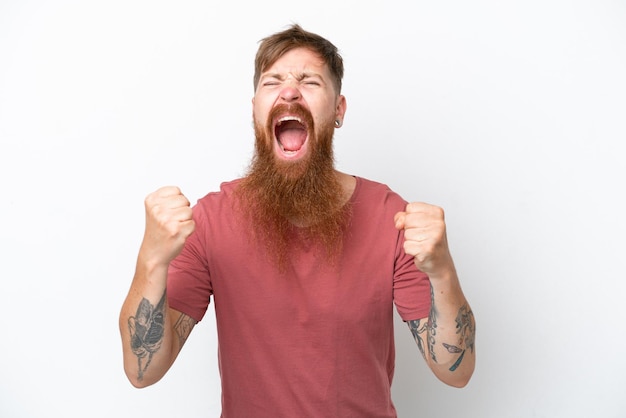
left=394, top=211, right=406, bottom=230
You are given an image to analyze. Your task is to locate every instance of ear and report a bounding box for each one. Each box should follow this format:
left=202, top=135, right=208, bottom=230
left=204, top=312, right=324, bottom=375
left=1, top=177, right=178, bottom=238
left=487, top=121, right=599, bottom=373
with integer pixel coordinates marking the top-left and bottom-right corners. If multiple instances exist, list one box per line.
left=335, top=94, right=347, bottom=123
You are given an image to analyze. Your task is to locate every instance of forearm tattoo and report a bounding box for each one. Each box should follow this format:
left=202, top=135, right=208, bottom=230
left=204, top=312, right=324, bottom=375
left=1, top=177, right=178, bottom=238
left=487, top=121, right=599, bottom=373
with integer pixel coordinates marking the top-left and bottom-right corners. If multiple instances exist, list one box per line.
left=447, top=304, right=476, bottom=371
left=427, top=284, right=439, bottom=363
left=128, top=293, right=166, bottom=380
left=438, top=304, right=475, bottom=371
left=173, top=313, right=196, bottom=347
left=407, top=319, right=428, bottom=360
left=409, top=284, right=476, bottom=372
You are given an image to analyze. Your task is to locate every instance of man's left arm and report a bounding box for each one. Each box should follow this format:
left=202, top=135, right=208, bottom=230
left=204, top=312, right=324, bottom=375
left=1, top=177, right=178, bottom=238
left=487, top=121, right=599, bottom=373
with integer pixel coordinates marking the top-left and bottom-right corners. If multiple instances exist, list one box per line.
left=395, top=202, right=476, bottom=387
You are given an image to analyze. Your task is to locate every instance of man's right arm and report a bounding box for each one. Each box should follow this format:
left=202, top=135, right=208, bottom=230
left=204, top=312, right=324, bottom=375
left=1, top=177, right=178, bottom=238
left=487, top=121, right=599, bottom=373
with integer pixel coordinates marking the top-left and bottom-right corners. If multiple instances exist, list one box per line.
left=119, top=186, right=196, bottom=387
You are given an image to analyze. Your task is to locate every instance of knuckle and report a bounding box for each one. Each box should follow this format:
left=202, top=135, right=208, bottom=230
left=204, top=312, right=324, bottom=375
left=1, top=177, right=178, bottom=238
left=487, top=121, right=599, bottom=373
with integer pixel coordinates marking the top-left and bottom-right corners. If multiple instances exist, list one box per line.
left=407, top=202, right=421, bottom=212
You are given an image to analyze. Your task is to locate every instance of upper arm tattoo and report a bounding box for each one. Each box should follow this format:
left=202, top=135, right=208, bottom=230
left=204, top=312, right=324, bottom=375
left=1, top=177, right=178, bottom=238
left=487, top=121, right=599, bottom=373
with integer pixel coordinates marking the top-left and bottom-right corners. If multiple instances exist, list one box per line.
left=128, top=293, right=166, bottom=380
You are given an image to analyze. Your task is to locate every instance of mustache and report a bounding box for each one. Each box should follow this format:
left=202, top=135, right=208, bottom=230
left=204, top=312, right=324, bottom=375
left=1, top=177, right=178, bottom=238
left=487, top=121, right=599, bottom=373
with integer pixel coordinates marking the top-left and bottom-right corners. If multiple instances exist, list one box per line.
left=266, top=103, right=315, bottom=132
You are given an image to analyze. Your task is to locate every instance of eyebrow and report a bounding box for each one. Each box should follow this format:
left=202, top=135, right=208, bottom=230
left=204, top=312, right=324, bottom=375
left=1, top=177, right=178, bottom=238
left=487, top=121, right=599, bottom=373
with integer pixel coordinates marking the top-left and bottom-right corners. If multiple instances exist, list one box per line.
left=261, top=71, right=323, bottom=81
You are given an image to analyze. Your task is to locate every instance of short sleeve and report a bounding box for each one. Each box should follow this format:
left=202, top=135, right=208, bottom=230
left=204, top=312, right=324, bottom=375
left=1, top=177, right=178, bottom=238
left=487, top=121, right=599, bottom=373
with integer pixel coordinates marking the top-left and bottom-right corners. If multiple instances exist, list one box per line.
left=393, top=229, right=432, bottom=321
left=167, top=203, right=213, bottom=323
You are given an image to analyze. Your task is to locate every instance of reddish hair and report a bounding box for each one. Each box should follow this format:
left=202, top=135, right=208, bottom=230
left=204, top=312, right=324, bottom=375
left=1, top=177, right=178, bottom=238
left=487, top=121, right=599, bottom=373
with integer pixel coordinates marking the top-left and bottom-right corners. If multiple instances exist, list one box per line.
left=253, top=24, right=344, bottom=93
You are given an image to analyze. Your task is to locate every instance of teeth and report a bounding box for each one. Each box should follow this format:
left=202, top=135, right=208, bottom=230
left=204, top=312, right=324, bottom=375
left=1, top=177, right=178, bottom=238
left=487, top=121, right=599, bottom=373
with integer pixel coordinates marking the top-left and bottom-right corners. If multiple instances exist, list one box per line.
left=277, top=116, right=302, bottom=125
left=277, top=142, right=297, bottom=155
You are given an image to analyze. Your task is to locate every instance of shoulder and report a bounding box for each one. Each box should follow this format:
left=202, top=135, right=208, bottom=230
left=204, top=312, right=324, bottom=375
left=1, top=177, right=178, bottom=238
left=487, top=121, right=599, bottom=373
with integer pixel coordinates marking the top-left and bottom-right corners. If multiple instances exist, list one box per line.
left=195, top=178, right=242, bottom=204
left=191, top=178, right=243, bottom=219
left=353, top=176, right=407, bottom=208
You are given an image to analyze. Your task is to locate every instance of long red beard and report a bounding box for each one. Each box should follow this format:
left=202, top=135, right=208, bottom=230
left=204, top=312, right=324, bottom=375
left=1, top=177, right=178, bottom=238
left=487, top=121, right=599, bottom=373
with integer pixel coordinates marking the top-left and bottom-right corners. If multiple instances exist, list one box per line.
left=236, top=103, right=351, bottom=269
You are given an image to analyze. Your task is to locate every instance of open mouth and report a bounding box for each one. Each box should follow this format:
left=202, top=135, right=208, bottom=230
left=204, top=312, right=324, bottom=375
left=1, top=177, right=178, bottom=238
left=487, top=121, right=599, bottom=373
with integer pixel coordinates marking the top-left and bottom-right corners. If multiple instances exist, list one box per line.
left=274, top=116, right=309, bottom=157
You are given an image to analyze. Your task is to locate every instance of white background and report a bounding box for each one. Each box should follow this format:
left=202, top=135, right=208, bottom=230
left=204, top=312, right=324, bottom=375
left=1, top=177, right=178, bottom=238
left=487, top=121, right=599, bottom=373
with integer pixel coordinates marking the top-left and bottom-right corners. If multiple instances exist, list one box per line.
left=1, top=1, right=625, bottom=417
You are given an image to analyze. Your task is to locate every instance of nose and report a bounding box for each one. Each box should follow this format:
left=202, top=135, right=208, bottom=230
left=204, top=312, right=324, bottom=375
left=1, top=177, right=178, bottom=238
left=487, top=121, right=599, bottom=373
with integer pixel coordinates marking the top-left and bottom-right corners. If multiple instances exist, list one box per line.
left=279, top=83, right=301, bottom=103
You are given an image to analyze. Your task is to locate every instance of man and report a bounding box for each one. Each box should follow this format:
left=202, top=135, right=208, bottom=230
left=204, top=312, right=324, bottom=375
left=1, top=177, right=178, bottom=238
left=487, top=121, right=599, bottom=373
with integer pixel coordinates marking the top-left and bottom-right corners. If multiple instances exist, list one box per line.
left=119, top=24, right=475, bottom=417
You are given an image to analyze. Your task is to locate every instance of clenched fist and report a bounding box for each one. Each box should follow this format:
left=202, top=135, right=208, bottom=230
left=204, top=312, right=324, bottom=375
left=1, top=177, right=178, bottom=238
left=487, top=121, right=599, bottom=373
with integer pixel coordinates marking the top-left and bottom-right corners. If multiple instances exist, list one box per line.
left=140, top=186, right=195, bottom=267
left=394, top=202, right=454, bottom=278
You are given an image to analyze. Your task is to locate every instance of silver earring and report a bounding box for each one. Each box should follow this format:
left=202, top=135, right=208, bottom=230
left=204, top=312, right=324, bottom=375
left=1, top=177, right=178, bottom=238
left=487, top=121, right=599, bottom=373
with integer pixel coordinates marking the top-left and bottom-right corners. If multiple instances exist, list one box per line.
left=335, top=119, right=341, bottom=127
